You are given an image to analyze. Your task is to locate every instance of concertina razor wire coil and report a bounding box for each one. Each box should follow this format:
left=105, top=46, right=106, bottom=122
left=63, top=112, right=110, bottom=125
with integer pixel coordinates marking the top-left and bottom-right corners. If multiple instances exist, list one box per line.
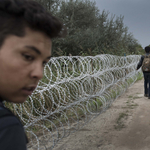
left=10, top=54, right=142, bottom=150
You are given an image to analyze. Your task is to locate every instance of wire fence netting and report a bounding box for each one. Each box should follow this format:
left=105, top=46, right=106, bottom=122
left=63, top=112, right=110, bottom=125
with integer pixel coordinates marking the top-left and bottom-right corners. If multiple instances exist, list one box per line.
left=9, top=54, right=142, bottom=150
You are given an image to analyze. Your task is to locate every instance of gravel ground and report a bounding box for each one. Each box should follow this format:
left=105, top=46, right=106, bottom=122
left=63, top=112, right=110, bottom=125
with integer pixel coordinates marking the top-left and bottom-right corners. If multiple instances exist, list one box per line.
left=53, top=79, right=150, bottom=150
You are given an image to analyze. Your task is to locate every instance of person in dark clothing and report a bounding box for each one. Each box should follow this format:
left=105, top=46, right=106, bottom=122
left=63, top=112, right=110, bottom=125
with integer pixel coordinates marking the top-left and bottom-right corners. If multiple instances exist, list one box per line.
left=0, top=99, right=28, bottom=149
left=0, top=0, right=65, bottom=149
left=137, top=46, right=150, bottom=98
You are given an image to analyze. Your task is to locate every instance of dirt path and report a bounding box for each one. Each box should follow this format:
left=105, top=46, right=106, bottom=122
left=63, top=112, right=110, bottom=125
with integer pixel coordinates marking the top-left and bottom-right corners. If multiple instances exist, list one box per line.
left=53, top=79, right=150, bottom=150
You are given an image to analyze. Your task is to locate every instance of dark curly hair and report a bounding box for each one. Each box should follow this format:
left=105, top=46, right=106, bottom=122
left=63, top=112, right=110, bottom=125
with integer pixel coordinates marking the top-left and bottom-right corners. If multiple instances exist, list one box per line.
left=0, top=0, right=65, bottom=47
left=145, top=46, right=150, bottom=53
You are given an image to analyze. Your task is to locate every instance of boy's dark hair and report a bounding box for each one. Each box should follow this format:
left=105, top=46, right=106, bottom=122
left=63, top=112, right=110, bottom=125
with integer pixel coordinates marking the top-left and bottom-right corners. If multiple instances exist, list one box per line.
left=145, top=46, right=150, bottom=53
left=0, top=0, right=65, bottom=47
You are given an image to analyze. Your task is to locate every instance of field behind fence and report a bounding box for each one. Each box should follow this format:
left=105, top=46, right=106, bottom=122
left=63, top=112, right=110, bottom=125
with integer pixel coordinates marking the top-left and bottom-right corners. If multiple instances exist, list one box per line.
left=6, top=54, right=142, bottom=150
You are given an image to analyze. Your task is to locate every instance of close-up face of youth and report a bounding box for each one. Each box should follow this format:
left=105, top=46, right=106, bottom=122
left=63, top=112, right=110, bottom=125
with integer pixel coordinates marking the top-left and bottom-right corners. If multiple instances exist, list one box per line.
left=0, top=28, right=52, bottom=103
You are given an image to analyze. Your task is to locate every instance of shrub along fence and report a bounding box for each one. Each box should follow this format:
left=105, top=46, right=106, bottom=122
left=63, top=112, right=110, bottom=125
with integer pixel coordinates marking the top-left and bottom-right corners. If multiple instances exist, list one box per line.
left=8, top=54, right=142, bottom=149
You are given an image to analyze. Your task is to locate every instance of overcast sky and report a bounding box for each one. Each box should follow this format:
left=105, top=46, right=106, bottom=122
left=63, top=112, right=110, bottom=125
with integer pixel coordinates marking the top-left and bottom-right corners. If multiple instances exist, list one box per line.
left=94, top=0, right=150, bottom=48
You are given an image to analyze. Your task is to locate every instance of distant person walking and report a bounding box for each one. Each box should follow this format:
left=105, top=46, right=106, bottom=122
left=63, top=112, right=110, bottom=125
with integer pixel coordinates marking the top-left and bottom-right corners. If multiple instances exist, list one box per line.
left=137, top=46, right=150, bottom=98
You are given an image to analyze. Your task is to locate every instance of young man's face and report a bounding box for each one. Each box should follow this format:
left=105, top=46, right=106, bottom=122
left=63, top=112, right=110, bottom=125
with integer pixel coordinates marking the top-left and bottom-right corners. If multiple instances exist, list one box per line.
left=0, top=28, right=52, bottom=103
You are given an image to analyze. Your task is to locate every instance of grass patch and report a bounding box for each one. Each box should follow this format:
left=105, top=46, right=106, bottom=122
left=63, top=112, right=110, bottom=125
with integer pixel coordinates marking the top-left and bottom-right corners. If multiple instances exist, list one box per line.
left=114, top=112, right=128, bottom=130
left=128, top=95, right=133, bottom=99
left=123, top=96, right=139, bottom=109
left=128, top=95, right=141, bottom=100
left=133, top=96, right=140, bottom=99
left=136, top=72, right=143, bottom=81
left=126, top=103, right=138, bottom=109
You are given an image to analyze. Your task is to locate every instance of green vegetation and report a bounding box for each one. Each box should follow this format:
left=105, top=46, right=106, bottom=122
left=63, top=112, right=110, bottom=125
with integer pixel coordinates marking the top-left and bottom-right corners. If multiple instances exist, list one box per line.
left=128, top=95, right=133, bottom=99
left=34, top=0, right=144, bottom=56
left=136, top=72, right=143, bottom=81
left=114, top=112, right=128, bottom=130
left=125, top=95, right=139, bottom=109
left=125, top=101, right=139, bottom=109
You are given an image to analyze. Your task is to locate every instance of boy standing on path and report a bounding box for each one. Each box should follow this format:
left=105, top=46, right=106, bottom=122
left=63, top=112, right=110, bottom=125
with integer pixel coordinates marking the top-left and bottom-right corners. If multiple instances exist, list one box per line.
left=137, top=46, right=150, bottom=98
left=0, top=0, right=65, bottom=149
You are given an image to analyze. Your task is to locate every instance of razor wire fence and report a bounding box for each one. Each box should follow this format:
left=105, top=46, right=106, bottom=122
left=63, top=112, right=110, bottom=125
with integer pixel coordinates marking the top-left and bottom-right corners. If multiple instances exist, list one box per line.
left=10, top=54, right=142, bottom=150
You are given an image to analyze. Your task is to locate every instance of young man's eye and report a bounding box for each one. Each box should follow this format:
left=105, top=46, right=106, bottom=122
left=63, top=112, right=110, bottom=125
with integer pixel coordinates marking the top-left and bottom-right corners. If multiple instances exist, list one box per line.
left=23, top=54, right=34, bottom=61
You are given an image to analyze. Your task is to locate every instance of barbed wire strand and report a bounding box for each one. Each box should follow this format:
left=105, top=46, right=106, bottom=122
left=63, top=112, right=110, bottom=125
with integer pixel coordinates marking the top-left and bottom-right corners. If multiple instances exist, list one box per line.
left=11, top=54, right=142, bottom=150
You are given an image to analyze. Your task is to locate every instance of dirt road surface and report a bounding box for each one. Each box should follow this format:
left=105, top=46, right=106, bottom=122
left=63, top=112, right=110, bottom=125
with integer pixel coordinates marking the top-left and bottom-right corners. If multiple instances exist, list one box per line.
left=53, top=79, right=150, bottom=150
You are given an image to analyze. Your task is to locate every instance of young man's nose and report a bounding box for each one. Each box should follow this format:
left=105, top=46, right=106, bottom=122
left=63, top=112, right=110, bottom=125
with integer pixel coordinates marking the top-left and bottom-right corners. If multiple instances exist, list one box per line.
left=31, top=64, right=43, bottom=80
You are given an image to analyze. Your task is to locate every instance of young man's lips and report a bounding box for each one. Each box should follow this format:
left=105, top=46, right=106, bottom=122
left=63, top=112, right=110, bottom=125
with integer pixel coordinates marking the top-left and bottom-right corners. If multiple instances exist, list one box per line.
left=22, top=86, right=36, bottom=95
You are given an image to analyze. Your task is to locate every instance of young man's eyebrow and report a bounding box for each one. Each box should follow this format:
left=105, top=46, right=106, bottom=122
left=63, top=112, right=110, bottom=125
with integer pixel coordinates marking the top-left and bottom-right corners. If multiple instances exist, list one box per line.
left=25, top=46, right=41, bottom=55
left=25, top=46, right=51, bottom=59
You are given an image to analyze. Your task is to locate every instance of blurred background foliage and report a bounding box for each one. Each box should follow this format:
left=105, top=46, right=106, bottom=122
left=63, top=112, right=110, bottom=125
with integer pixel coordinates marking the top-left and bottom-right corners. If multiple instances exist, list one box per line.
left=33, top=0, right=144, bottom=56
